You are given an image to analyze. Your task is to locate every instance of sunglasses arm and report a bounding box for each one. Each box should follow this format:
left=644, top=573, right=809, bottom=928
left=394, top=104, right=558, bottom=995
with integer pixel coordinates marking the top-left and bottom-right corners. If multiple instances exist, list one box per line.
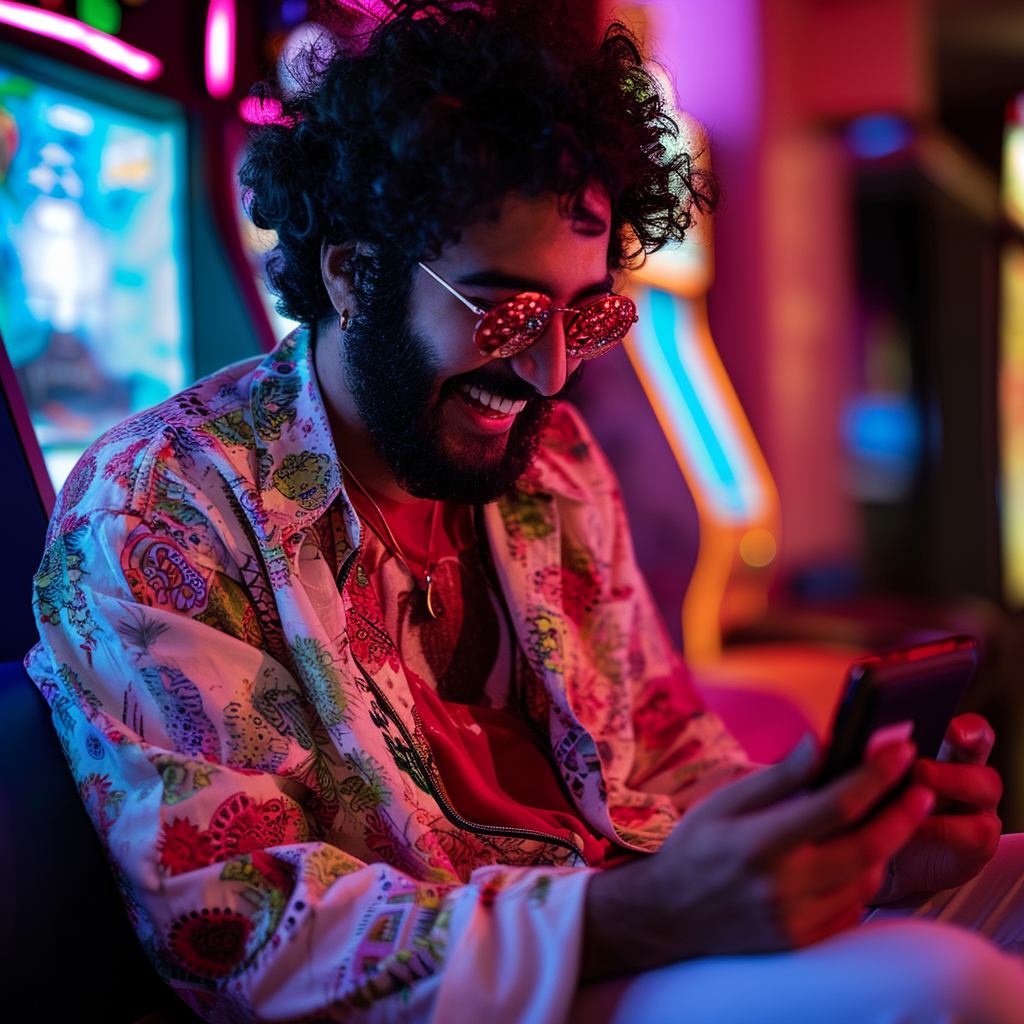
left=417, top=262, right=486, bottom=316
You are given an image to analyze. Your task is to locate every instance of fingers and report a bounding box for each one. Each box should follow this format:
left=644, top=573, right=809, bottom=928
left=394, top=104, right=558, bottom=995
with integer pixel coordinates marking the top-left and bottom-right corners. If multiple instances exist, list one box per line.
left=911, top=760, right=1003, bottom=810
left=937, top=713, right=995, bottom=766
left=777, top=783, right=935, bottom=898
left=889, top=811, right=1002, bottom=893
left=692, top=734, right=820, bottom=818
left=744, top=740, right=918, bottom=853
left=774, top=841, right=890, bottom=948
left=770, top=785, right=933, bottom=949
left=783, top=867, right=882, bottom=943
left=913, top=812, right=1002, bottom=864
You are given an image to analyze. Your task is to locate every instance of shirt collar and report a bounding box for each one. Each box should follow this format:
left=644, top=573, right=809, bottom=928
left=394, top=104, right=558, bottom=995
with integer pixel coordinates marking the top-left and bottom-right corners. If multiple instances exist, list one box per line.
left=251, top=324, right=344, bottom=529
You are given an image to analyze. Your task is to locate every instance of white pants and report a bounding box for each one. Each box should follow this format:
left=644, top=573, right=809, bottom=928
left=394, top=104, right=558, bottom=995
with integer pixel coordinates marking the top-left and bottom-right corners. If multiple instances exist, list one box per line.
left=570, top=834, right=1024, bottom=1024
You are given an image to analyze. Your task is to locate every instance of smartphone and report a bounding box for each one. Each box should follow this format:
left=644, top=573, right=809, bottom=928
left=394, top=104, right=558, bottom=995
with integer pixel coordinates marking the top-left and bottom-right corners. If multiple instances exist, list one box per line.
left=813, top=635, right=978, bottom=789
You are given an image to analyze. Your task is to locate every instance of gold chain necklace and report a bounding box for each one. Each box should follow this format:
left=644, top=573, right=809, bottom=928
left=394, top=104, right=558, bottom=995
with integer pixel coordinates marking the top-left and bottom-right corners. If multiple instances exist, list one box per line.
left=338, top=460, right=442, bottom=619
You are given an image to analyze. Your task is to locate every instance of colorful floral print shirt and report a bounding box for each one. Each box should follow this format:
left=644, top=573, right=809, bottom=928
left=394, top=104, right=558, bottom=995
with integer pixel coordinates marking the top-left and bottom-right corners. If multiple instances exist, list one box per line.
left=26, top=326, right=749, bottom=1024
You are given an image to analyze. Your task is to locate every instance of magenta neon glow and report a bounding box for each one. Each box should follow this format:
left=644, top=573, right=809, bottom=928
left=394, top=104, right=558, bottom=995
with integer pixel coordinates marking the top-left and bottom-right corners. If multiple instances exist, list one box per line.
left=0, top=1, right=162, bottom=80
left=205, top=0, right=236, bottom=99
left=238, top=94, right=290, bottom=125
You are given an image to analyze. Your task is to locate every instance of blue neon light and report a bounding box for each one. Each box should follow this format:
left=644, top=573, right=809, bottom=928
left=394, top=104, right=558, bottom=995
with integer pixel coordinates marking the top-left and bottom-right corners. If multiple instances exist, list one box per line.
left=630, top=287, right=759, bottom=521
left=842, top=394, right=921, bottom=462
left=649, top=289, right=740, bottom=493
left=846, top=114, right=913, bottom=160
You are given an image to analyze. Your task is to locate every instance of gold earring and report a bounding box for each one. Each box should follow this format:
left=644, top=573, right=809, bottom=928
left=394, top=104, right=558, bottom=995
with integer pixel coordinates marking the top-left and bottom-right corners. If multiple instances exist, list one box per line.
left=340, top=309, right=351, bottom=331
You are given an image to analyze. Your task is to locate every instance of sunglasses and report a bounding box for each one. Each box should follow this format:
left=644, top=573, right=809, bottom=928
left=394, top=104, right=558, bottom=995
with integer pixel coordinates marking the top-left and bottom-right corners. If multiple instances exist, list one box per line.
left=418, top=262, right=638, bottom=361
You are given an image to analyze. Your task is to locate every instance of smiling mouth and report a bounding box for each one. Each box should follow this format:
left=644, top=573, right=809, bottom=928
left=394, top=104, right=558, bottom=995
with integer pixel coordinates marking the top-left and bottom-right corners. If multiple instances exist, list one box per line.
left=457, top=383, right=529, bottom=418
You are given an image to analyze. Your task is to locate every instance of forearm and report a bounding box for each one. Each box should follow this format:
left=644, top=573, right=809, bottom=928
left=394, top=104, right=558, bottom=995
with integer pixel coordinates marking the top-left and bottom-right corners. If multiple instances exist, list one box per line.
left=580, top=859, right=694, bottom=982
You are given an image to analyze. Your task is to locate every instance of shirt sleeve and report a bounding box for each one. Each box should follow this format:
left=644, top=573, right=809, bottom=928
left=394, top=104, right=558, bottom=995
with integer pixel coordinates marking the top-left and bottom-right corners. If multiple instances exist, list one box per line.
left=28, top=492, right=592, bottom=1024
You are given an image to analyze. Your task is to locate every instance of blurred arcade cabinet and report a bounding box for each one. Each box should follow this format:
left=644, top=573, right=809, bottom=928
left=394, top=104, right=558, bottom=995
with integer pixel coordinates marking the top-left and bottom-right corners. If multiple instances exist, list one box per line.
left=0, top=1, right=312, bottom=505
left=579, top=0, right=1024, bottom=827
left=0, top=0, right=326, bottom=639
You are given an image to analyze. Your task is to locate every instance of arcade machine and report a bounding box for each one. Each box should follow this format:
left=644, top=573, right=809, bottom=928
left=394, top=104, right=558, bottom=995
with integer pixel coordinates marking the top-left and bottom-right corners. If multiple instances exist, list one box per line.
left=0, top=37, right=192, bottom=492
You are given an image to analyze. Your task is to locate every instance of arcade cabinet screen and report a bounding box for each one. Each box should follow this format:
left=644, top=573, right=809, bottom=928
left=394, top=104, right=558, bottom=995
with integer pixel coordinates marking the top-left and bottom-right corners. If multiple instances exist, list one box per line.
left=0, top=50, right=191, bottom=492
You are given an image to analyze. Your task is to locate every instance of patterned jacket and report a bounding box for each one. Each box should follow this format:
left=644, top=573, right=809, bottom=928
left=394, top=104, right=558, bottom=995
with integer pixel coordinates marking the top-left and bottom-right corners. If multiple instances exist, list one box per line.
left=26, top=326, right=748, bottom=1023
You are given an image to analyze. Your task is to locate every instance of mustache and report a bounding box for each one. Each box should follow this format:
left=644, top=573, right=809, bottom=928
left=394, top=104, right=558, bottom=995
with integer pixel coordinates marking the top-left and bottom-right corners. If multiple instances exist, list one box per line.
left=443, top=363, right=585, bottom=404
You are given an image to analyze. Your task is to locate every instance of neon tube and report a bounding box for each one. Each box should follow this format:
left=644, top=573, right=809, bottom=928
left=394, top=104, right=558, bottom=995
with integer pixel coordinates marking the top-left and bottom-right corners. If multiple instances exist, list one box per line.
left=238, top=95, right=292, bottom=126
left=0, top=2, right=162, bottom=81
left=205, top=0, right=236, bottom=99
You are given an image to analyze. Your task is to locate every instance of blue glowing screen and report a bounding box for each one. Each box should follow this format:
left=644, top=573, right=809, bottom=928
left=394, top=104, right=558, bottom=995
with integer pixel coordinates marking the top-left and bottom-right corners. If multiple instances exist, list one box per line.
left=846, top=114, right=913, bottom=161
left=0, top=49, right=191, bottom=491
left=842, top=393, right=922, bottom=502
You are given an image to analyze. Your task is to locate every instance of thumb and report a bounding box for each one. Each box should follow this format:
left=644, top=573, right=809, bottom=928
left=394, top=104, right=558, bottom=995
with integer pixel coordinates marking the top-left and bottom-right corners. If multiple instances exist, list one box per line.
left=694, top=734, right=820, bottom=818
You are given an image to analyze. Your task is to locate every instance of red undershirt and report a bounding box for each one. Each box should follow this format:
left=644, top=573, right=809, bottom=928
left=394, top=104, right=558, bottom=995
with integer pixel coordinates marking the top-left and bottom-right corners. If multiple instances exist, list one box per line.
left=341, top=484, right=625, bottom=865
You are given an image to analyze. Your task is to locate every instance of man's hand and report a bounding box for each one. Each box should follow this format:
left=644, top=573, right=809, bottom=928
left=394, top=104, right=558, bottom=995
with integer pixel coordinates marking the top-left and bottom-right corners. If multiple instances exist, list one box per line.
left=581, top=737, right=935, bottom=981
left=874, top=713, right=1002, bottom=902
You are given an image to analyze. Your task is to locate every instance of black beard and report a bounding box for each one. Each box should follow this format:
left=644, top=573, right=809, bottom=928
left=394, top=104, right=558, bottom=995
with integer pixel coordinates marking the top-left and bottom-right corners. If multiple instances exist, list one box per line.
left=336, top=264, right=582, bottom=504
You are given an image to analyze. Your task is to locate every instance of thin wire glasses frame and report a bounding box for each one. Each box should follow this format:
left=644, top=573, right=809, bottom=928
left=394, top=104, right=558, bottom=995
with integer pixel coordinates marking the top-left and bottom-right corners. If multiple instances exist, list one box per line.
left=417, top=261, right=638, bottom=361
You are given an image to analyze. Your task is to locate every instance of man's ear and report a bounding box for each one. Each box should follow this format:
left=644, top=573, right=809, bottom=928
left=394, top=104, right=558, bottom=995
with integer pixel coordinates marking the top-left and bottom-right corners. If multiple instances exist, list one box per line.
left=320, top=240, right=359, bottom=319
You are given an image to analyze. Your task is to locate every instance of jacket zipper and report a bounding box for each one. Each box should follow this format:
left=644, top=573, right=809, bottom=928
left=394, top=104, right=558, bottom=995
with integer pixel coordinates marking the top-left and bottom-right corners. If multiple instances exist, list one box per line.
left=336, top=546, right=359, bottom=592
left=339, top=530, right=584, bottom=860
left=351, top=655, right=585, bottom=862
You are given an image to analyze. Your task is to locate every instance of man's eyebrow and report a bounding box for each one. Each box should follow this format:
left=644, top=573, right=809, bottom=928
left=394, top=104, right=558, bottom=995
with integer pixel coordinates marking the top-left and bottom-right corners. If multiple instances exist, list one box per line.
left=570, top=205, right=609, bottom=235
left=455, top=270, right=615, bottom=304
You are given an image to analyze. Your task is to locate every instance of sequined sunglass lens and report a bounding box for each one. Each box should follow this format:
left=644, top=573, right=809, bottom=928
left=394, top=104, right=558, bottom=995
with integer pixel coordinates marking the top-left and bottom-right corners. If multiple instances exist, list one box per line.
left=474, top=292, right=637, bottom=360
left=474, top=293, right=554, bottom=357
left=565, top=295, right=638, bottom=361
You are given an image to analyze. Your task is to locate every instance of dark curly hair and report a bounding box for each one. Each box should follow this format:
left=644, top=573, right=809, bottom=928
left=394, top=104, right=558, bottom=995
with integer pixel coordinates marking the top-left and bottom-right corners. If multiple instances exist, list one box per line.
left=240, top=0, right=718, bottom=325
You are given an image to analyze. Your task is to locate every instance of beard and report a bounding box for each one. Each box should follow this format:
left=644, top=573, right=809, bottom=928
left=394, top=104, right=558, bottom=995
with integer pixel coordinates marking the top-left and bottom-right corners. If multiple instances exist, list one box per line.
left=337, top=262, right=583, bottom=505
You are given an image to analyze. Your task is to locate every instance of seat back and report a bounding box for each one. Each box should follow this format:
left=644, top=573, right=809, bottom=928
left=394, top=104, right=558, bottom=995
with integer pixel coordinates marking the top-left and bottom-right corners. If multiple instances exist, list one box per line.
left=0, top=661, right=189, bottom=1021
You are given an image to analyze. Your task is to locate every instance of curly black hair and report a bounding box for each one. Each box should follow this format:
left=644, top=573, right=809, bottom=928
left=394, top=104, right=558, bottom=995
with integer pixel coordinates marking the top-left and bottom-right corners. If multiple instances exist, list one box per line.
left=240, top=0, right=718, bottom=325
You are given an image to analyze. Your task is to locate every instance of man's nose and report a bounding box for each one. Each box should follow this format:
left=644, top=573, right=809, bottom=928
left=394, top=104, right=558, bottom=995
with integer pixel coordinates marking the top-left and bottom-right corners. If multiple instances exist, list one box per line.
left=508, top=312, right=575, bottom=397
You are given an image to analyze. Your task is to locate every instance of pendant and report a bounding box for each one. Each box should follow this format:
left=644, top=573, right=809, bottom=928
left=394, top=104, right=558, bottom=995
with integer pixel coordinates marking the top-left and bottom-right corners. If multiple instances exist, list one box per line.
left=425, top=573, right=439, bottom=619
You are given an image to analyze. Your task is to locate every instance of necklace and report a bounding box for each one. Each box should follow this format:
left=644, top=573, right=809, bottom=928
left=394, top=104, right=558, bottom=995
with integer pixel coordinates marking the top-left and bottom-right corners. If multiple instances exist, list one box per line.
left=338, top=461, right=442, bottom=619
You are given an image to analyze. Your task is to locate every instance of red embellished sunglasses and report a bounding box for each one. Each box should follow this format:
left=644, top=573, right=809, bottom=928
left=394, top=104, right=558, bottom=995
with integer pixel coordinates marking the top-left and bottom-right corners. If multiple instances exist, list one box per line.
left=418, top=262, right=638, bottom=361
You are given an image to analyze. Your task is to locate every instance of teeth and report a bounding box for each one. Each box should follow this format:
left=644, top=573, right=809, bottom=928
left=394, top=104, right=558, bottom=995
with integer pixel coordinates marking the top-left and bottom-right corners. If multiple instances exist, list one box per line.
left=458, top=383, right=527, bottom=416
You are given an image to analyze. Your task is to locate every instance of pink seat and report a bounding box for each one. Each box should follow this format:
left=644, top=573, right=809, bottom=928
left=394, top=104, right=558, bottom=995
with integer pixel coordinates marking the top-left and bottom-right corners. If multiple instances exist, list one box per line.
left=696, top=683, right=815, bottom=764
left=692, top=642, right=864, bottom=762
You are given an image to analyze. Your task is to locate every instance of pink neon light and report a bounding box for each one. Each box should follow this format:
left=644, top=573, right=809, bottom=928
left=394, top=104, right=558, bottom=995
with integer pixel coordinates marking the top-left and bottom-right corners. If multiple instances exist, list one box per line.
left=238, top=95, right=292, bottom=126
left=205, top=0, right=236, bottom=100
left=0, top=1, right=162, bottom=81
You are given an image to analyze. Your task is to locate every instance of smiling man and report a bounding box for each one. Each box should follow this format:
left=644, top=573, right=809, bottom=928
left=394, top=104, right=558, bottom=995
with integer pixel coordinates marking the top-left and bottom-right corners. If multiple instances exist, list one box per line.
left=25, top=2, right=1024, bottom=1023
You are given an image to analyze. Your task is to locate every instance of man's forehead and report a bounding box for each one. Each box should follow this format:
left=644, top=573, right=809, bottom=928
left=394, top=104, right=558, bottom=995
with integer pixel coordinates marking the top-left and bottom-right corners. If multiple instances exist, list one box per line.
left=452, top=188, right=611, bottom=263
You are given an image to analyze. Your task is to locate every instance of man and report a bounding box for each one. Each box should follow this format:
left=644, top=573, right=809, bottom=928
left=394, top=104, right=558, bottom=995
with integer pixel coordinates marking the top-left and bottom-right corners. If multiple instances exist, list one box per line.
left=27, top=2, right=1024, bottom=1022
